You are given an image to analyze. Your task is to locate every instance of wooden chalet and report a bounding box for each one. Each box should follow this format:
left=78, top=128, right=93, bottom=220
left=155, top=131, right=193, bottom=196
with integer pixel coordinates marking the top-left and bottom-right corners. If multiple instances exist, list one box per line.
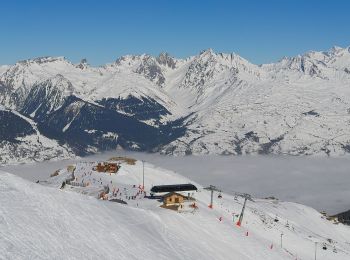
left=93, top=162, right=119, bottom=173
left=163, top=192, right=187, bottom=206
left=160, top=191, right=197, bottom=211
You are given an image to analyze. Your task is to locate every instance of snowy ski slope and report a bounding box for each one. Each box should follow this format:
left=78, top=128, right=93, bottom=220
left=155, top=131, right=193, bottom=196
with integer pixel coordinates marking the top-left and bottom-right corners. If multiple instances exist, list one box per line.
left=1, top=159, right=350, bottom=259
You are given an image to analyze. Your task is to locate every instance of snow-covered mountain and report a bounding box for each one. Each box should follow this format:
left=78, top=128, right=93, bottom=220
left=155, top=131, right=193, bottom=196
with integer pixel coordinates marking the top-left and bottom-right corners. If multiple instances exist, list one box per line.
left=1, top=46, right=350, bottom=162
left=0, top=105, right=73, bottom=165
left=162, top=47, right=350, bottom=155
left=1, top=159, right=349, bottom=259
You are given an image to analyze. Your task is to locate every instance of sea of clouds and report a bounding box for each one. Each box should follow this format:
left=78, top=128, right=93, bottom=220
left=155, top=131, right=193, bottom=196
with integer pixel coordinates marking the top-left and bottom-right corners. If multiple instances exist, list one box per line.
left=2, top=151, right=349, bottom=215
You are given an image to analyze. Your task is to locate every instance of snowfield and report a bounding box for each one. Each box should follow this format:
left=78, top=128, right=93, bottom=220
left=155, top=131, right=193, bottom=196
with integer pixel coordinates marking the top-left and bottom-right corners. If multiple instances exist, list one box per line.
left=1, top=159, right=350, bottom=259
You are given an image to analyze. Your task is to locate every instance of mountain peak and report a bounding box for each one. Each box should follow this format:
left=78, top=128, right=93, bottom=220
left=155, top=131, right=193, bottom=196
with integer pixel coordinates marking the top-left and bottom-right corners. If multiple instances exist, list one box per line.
left=76, top=58, right=89, bottom=70
left=17, top=56, right=69, bottom=66
left=156, top=52, right=176, bottom=69
left=330, top=45, right=344, bottom=53
left=199, top=48, right=215, bottom=57
left=40, top=74, right=74, bottom=92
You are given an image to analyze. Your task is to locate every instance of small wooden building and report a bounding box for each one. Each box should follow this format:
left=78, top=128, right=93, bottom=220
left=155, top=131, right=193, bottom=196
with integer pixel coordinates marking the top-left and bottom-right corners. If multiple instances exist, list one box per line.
left=163, top=192, right=187, bottom=206
left=93, top=162, right=119, bottom=173
left=326, top=216, right=339, bottom=224
left=333, top=209, right=350, bottom=225
left=106, top=163, right=118, bottom=173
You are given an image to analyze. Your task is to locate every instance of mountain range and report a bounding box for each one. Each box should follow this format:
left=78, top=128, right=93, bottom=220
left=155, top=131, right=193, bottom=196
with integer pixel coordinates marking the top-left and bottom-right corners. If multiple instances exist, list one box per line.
left=1, top=46, right=350, bottom=163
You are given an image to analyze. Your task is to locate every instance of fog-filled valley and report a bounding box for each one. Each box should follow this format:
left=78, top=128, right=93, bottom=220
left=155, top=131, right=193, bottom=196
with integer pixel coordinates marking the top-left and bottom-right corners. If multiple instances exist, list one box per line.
left=2, top=152, right=349, bottom=215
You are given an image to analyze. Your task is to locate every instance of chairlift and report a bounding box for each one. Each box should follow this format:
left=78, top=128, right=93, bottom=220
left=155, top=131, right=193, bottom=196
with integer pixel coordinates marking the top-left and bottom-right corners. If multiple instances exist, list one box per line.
left=322, top=243, right=327, bottom=250
left=234, top=195, right=238, bottom=201
left=218, top=192, right=222, bottom=199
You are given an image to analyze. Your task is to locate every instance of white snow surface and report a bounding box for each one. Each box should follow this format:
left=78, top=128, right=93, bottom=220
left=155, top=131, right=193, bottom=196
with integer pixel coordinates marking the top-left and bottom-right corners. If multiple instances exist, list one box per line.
left=0, top=65, right=9, bottom=76
left=1, top=159, right=350, bottom=259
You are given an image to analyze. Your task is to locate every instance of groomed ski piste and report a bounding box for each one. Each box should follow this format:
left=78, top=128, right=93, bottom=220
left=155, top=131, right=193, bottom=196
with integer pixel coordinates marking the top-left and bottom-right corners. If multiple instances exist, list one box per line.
left=1, top=158, right=350, bottom=260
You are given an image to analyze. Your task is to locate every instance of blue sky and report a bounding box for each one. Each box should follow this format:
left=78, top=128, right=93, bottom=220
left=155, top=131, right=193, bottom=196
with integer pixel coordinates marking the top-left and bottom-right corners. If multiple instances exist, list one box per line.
left=0, top=0, right=349, bottom=65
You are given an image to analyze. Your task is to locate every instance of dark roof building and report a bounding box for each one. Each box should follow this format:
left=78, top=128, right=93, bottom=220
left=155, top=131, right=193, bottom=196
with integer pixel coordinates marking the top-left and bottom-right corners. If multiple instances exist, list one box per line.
left=334, top=209, right=350, bottom=225
left=150, top=184, right=197, bottom=194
